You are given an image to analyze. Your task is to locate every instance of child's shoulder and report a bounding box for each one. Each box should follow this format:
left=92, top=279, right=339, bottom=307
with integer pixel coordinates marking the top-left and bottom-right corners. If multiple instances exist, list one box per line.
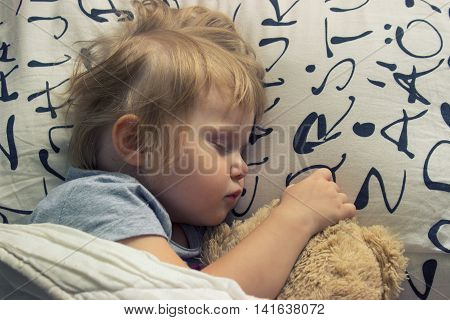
left=65, top=167, right=136, bottom=185
left=41, top=167, right=136, bottom=199
left=33, top=168, right=141, bottom=215
left=31, top=167, right=152, bottom=225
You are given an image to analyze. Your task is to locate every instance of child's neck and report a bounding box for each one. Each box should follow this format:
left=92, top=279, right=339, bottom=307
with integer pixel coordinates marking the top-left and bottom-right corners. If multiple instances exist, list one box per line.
left=171, top=223, right=189, bottom=248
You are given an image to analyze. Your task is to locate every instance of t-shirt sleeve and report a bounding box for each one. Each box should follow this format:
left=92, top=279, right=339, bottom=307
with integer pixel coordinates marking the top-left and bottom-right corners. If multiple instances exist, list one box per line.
left=54, top=178, right=172, bottom=242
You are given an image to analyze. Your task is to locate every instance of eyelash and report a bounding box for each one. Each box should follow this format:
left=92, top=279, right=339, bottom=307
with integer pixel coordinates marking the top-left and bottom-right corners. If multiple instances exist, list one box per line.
left=213, top=142, right=229, bottom=153
left=212, top=142, right=248, bottom=157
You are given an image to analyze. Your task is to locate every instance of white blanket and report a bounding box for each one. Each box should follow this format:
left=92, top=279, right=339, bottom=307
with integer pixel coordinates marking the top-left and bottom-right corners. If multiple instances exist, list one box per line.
left=0, top=223, right=253, bottom=300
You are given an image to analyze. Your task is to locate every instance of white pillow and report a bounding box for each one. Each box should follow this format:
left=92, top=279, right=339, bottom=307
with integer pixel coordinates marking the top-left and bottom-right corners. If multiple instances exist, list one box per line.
left=1, top=0, right=448, bottom=299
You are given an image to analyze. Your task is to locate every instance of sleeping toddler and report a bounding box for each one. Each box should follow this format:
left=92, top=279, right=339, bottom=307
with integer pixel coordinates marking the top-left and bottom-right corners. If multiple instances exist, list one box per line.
left=31, top=0, right=356, bottom=299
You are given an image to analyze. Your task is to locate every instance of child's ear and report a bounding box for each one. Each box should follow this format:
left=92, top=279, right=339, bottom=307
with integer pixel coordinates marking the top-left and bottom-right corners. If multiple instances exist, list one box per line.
left=111, top=114, right=144, bottom=167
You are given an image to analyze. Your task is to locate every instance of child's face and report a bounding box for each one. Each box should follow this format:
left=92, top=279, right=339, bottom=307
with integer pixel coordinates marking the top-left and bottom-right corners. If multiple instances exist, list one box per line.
left=139, top=88, right=254, bottom=226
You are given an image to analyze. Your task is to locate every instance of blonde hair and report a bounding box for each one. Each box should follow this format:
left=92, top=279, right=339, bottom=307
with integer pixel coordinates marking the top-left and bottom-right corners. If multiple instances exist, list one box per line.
left=65, top=0, right=266, bottom=170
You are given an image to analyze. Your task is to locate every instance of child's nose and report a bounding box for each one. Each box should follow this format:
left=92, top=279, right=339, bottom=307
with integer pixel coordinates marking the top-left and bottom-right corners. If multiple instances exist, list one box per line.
left=230, top=154, right=248, bottom=180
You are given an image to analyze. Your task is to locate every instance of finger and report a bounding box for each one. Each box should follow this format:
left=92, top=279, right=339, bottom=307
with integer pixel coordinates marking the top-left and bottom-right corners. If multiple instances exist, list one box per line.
left=285, top=183, right=297, bottom=196
left=341, top=203, right=357, bottom=218
left=315, top=168, right=332, bottom=181
left=286, top=183, right=295, bottom=190
left=331, top=182, right=341, bottom=192
left=338, top=192, right=348, bottom=203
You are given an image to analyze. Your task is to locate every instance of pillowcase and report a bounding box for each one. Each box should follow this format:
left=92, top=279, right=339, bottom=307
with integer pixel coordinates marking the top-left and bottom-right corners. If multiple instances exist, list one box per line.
left=1, top=0, right=448, bottom=299
left=217, top=0, right=450, bottom=300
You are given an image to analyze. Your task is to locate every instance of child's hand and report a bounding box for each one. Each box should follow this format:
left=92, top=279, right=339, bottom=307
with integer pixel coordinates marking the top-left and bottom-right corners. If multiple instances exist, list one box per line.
left=203, top=168, right=356, bottom=298
left=275, top=168, right=356, bottom=235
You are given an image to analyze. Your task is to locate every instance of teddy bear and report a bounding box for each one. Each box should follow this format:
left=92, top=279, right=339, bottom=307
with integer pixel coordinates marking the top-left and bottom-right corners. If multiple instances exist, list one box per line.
left=201, top=199, right=408, bottom=299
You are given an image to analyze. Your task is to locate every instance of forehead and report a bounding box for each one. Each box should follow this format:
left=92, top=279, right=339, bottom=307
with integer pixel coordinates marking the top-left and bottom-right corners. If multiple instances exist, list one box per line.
left=190, top=88, right=255, bottom=132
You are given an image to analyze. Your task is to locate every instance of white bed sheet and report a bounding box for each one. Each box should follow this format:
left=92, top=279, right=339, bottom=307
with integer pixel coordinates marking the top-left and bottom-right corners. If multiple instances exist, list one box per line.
left=0, top=223, right=254, bottom=300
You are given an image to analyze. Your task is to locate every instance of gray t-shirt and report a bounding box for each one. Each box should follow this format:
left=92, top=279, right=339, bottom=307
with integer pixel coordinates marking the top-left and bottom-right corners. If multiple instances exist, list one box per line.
left=31, top=167, right=204, bottom=263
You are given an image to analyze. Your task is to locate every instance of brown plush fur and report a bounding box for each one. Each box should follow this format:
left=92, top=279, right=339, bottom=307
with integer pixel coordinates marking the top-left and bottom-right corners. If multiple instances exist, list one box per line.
left=202, top=199, right=408, bottom=299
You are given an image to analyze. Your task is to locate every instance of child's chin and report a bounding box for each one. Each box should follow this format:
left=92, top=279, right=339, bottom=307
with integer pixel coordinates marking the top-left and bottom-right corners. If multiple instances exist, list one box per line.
left=204, top=213, right=227, bottom=226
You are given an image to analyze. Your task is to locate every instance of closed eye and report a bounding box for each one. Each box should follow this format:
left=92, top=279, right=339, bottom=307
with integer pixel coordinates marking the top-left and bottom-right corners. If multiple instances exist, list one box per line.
left=212, top=142, right=228, bottom=153
left=210, top=139, right=247, bottom=155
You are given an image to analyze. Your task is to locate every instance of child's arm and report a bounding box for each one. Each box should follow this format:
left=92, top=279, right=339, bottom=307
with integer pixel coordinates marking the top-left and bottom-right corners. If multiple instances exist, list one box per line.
left=202, top=168, right=356, bottom=298
left=119, top=235, right=189, bottom=268
left=201, top=206, right=317, bottom=298
left=120, top=168, right=356, bottom=299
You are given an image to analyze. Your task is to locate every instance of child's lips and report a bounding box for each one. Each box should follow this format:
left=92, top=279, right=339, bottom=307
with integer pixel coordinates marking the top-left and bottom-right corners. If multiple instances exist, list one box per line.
left=225, top=195, right=239, bottom=204
left=225, top=190, right=241, bottom=203
left=226, top=190, right=242, bottom=198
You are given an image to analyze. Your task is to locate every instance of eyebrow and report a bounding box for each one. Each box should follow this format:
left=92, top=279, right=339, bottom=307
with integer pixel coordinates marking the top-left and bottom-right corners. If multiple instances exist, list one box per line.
left=207, top=127, right=238, bottom=137
left=208, top=129, right=249, bottom=147
left=216, top=125, right=241, bottom=132
left=229, top=135, right=251, bottom=152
